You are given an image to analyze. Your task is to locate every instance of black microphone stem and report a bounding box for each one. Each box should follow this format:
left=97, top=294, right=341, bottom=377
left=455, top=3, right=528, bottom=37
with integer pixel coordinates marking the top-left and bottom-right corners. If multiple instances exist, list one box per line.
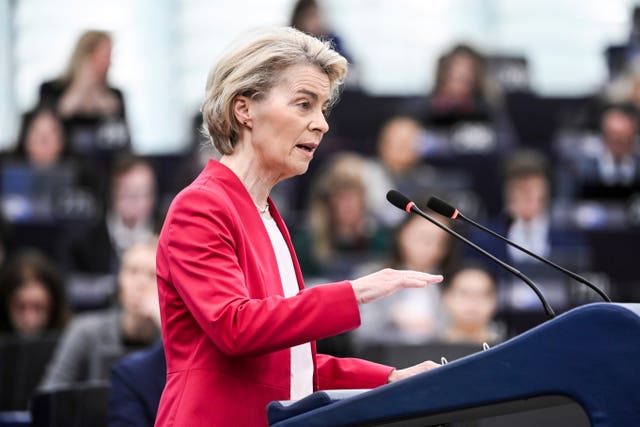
left=410, top=208, right=556, bottom=318
left=456, top=213, right=611, bottom=303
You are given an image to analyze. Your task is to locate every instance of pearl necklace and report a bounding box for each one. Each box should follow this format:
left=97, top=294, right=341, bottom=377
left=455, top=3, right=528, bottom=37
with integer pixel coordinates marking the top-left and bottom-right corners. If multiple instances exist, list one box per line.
left=254, top=201, right=269, bottom=214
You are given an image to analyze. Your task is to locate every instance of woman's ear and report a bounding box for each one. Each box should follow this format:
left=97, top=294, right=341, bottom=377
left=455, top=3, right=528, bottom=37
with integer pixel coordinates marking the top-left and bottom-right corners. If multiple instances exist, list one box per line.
left=232, top=96, right=252, bottom=128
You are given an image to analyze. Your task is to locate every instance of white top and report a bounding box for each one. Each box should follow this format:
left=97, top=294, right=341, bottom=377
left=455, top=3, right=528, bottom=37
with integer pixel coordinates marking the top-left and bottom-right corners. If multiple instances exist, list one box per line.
left=506, top=214, right=550, bottom=263
left=261, top=216, right=314, bottom=400
left=599, top=151, right=636, bottom=185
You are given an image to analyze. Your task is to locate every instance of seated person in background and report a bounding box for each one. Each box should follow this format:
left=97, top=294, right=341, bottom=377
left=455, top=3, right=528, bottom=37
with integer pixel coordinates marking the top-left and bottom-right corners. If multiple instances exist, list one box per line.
left=355, top=214, right=458, bottom=345
left=62, top=156, right=157, bottom=274
left=0, top=250, right=69, bottom=337
left=365, top=116, right=475, bottom=226
left=473, top=149, right=588, bottom=268
left=40, top=238, right=160, bottom=388
left=572, top=103, right=640, bottom=197
left=4, top=107, right=102, bottom=202
left=504, top=150, right=554, bottom=263
left=11, top=107, right=70, bottom=170
left=366, top=117, right=440, bottom=226
left=293, top=152, right=390, bottom=282
left=38, top=30, right=129, bottom=170
left=439, top=264, right=503, bottom=345
left=417, top=44, right=502, bottom=128
left=109, top=340, right=165, bottom=427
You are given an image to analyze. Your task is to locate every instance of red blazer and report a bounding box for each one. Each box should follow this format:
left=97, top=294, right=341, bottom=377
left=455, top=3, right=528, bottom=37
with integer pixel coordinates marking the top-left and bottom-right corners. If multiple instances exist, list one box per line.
left=155, top=160, right=393, bottom=427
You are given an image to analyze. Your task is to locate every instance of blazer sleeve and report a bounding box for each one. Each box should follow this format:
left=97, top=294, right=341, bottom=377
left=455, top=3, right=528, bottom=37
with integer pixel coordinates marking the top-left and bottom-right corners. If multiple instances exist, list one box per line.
left=162, top=187, right=362, bottom=357
left=315, top=354, right=394, bottom=390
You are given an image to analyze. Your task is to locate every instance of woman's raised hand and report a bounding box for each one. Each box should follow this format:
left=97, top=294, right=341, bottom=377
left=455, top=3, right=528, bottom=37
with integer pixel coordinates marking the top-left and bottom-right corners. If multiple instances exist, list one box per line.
left=350, top=268, right=443, bottom=305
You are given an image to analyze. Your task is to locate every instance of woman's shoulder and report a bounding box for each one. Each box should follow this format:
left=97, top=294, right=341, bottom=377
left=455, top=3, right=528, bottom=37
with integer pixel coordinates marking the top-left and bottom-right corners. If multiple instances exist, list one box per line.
left=162, top=166, right=243, bottom=230
left=174, top=161, right=248, bottom=203
left=172, top=170, right=234, bottom=208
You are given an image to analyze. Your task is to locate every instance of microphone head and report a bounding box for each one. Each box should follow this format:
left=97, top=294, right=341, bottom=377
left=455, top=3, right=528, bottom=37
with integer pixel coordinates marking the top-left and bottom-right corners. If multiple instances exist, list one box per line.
left=427, top=196, right=458, bottom=219
left=386, top=190, right=415, bottom=213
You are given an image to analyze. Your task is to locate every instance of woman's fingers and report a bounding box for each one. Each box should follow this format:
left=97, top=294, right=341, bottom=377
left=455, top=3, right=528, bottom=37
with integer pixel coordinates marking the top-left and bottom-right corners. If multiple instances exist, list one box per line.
left=387, top=360, right=441, bottom=383
left=351, top=269, right=443, bottom=304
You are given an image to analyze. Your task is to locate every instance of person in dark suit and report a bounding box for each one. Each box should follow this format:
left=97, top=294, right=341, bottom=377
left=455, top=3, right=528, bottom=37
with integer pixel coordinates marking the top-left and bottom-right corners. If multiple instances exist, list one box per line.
left=573, top=103, right=640, bottom=199
left=62, top=156, right=158, bottom=275
left=109, top=340, right=166, bottom=427
left=469, top=149, right=589, bottom=270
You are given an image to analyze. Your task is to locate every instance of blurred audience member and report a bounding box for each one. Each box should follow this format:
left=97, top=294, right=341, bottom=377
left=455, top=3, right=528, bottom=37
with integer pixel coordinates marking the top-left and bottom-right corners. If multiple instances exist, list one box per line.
left=469, top=149, right=589, bottom=270
left=39, top=30, right=124, bottom=120
left=367, top=117, right=433, bottom=226
left=38, top=30, right=129, bottom=163
left=63, top=156, right=157, bottom=274
left=355, top=214, right=457, bottom=345
left=572, top=104, right=640, bottom=195
left=109, top=340, right=165, bottom=427
left=419, top=44, right=502, bottom=128
left=0, top=250, right=69, bottom=337
left=365, top=116, right=473, bottom=225
left=294, top=153, right=389, bottom=282
left=439, top=264, right=503, bottom=345
left=40, top=238, right=160, bottom=388
left=7, top=107, right=101, bottom=196
left=12, top=108, right=70, bottom=170
left=503, top=150, right=554, bottom=263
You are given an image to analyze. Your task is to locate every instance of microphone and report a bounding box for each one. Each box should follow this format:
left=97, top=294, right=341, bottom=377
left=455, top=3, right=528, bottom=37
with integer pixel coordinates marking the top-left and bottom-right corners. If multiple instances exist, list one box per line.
left=386, top=190, right=556, bottom=318
left=426, top=196, right=611, bottom=303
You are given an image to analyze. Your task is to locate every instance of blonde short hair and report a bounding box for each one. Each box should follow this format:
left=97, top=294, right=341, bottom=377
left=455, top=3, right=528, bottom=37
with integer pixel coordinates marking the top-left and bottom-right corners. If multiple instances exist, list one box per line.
left=201, top=27, right=348, bottom=154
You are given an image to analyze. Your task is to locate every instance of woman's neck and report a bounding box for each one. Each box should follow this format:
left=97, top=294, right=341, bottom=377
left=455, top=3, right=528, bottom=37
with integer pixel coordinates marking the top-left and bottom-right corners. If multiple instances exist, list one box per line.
left=220, top=150, right=277, bottom=208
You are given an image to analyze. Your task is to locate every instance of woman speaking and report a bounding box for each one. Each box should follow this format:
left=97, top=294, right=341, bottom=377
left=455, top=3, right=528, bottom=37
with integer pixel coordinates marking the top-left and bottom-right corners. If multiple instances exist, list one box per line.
left=155, top=27, right=442, bottom=426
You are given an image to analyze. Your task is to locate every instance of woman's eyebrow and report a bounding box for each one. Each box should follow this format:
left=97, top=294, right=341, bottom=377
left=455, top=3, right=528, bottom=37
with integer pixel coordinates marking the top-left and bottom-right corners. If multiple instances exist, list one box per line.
left=295, top=88, right=319, bottom=100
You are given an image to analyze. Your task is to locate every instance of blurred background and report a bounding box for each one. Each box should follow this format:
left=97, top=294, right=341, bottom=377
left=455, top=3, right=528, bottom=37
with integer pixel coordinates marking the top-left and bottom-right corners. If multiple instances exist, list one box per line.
left=0, top=0, right=636, bottom=152
left=1, top=0, right=640, bottom=425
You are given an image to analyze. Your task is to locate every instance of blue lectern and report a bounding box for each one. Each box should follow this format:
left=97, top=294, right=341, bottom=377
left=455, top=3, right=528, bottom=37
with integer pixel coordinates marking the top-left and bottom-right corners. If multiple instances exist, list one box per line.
left=268, top=303, right=640, bottom=426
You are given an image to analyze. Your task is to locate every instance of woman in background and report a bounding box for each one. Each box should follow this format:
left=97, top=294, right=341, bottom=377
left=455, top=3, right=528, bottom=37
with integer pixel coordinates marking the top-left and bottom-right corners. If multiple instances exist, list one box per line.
left=355, top=214, right=457, bottom=345
left=295, top=152, right=390, bottom=282
left=39, top=30, right=124, bottom=120
left=41, top=238, right=160, bottom=388
left=12, top=108, right=70, bottom=170
left=424, top=43, right=501, bottom=126
left=440, top=264, right=504, bottom=345
left=38, top=30, right=130, bottom=169
left=0, top=250, right=69, bottom=337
